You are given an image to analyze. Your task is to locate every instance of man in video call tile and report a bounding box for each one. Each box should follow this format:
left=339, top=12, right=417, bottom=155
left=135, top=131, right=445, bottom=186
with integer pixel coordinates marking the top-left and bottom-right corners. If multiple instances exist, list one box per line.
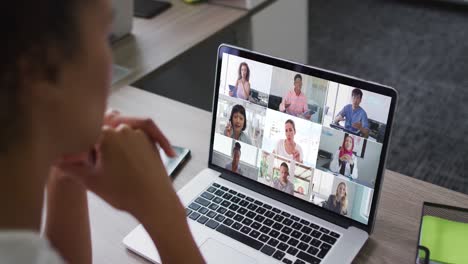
left=334, top=88, right=370, bottom=138
left=225, top=142, right=243, bottom=175
left=272, top=162, right=295, bottom=195
left=279, top=74, right=312, bottom=120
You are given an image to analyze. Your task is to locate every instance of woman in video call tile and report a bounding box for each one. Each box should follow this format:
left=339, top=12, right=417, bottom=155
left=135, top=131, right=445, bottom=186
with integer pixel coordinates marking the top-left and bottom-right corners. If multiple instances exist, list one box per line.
left=224, top=104, right=252, bottom=144
left=279, top=74, right=312, bottom=120
left=274, top=119, right=303, bottom=163
left=324, top=182, right=348, bottom=215
left=330, top=135, right=358, bottom=179
left=272, top=162, right=295, bottom=195
left=229, top=62, right=250, bottom=100
left=225, top=142, right=243, bottom=175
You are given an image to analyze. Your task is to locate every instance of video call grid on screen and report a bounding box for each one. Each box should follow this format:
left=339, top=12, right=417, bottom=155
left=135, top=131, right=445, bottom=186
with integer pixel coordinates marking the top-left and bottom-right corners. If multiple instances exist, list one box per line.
left=212, top=52, right=392, bottom=225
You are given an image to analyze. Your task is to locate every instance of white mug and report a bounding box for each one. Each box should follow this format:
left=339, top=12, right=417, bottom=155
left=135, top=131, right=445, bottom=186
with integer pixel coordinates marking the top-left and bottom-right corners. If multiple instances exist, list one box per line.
left=111, top=0, right=134, bottom=41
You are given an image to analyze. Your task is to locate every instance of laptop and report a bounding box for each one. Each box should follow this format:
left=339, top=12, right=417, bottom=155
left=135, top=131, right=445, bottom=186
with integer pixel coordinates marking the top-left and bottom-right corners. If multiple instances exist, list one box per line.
left=123, top=44, right=398, bottom=264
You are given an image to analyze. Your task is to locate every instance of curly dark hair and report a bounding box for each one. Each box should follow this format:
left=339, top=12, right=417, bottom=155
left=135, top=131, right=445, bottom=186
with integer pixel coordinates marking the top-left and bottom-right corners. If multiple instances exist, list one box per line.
left=0, top=1, right=88, bottom=152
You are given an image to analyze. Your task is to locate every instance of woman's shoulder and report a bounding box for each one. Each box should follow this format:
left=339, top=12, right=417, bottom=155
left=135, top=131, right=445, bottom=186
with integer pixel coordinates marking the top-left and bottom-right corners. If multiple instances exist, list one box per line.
left=0, top=231, right=64, bottom=263
left=240, top=132, right=252, bottom=144
left=275, top=139, right=285, bottom=152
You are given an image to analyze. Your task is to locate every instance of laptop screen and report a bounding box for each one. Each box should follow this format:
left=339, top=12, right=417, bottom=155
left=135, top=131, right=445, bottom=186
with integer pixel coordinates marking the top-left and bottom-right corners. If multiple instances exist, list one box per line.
left=210, top=45, right=396, bottom=226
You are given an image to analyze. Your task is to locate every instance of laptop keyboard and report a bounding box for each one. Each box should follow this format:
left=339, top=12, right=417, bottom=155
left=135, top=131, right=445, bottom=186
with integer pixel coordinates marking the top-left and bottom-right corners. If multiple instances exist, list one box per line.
left=185, top=183, right=341, bottom=264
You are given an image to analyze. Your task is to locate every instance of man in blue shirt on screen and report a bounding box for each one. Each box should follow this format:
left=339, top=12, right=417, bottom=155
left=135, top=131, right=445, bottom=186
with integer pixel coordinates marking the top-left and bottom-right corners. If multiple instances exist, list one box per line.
left=334, top=88, right=370, bottom=138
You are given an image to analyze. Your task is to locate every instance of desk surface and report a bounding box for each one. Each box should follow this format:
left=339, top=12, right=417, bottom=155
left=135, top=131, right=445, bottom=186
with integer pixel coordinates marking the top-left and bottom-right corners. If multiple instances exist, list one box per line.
left=91, top=85, right=468, bottom=264
left=102, top=2, right=468, bottom=262
left=111, top=0, right=247, bottom=90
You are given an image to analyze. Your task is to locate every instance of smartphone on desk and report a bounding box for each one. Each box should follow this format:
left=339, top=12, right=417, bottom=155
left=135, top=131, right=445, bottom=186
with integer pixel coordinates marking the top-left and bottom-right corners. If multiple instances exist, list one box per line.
left=159, top=145, right=191, bottom=176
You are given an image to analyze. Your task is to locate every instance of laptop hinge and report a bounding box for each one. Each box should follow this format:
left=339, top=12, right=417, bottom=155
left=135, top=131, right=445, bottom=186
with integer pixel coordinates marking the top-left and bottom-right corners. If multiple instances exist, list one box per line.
left=219, top=170, right=353, bottom=230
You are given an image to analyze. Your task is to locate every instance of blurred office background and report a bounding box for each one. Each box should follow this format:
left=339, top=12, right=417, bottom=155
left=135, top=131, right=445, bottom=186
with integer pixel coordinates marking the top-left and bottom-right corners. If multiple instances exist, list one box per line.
left=134, top=0, right=468, bottom=194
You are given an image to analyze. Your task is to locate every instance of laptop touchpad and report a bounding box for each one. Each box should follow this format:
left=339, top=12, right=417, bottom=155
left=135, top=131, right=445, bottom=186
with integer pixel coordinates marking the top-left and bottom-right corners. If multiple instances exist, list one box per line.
left=199, top=238, right=257, bottom=264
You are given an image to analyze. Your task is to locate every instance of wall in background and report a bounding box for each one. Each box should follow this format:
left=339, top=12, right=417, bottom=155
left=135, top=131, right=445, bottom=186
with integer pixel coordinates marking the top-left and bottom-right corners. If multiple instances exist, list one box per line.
left=251, top=0, right=308, bottom=64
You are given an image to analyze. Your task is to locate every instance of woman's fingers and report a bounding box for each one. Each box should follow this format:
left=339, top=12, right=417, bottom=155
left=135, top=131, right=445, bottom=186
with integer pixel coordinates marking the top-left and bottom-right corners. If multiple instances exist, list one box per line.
left=104, top=109, right=121, bottom=124
left=56, top=152, right=91, bottom=164
left=53, top=160, right=97, bottom=191
left=103, top=113, right=175, bottom=158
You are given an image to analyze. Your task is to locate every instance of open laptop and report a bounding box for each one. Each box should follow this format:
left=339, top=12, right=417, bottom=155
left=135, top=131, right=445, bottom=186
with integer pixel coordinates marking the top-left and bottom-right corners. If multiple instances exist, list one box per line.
left=123, top=44, right=398, bottom=264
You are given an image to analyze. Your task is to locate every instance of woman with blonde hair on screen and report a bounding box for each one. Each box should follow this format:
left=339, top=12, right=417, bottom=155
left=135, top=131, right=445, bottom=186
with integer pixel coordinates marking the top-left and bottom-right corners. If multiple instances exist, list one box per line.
left=324, top=182, right=348, bottom=215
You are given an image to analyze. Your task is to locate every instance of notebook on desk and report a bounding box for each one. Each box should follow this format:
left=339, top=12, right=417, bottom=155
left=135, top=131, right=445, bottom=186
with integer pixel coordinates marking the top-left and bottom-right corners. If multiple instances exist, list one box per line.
left=123, top=44, right=398, bottom=264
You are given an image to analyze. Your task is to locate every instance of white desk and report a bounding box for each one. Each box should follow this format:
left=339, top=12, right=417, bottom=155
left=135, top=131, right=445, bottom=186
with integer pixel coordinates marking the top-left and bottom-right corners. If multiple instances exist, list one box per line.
left=90, top=85, right=468, bottom=264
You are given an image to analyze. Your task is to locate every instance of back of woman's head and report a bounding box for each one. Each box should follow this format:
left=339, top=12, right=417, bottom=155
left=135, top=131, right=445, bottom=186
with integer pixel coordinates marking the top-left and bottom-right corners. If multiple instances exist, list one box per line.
left=0, top=0, right=88, bottom=152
